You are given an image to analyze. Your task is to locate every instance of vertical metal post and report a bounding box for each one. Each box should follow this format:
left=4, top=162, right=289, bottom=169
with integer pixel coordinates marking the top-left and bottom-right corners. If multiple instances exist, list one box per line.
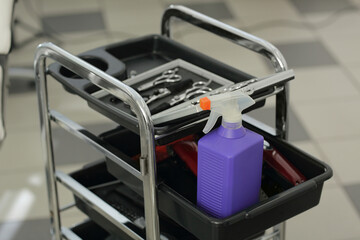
left=35, top=43, right=160, bottom=240
left=35, top=56, right=62, bottom=239
left=0, top=56, right=7, bottom=145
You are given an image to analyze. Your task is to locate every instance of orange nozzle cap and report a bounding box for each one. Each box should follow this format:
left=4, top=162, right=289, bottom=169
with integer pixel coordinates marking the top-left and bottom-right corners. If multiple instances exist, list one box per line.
left=200, top=97, right=211, bottom=110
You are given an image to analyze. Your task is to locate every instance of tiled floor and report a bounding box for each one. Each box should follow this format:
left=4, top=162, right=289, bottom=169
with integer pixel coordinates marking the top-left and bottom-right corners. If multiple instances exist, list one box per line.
left=1, top=0, right=360, bottom=239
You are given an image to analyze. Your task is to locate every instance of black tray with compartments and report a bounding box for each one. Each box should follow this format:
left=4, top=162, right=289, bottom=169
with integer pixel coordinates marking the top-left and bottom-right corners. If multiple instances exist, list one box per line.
left=47, top=35, right=277, bottom=139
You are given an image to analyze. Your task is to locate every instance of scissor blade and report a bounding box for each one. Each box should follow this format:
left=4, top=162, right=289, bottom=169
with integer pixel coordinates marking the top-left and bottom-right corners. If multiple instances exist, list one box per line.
left=240, top=69, right=294, bottom=95
left=153, top=103, right=204, bottom=124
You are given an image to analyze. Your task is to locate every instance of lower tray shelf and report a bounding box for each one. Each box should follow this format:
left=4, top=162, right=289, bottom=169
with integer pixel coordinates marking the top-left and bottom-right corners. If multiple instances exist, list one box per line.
left=70, top=160, right=198, bottom=240
left=70, top=121, right=332, bottom=240
left=71, top=220, right=111, bottom=240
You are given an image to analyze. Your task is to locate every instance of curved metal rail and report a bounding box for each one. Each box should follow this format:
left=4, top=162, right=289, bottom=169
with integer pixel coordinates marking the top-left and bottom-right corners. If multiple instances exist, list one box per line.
left=34, top=42, right=160, bottom=240
left=161, top=5, right=290, bottom=140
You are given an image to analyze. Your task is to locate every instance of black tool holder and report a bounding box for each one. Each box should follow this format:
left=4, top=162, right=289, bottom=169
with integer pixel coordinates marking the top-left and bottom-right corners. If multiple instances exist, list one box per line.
left=35, top=5, right=332, bottom=240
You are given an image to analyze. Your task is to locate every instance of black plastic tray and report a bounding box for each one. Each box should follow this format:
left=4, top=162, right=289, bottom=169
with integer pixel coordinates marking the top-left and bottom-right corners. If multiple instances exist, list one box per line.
left=71, top=160, right=198, bottom=240
left=47, top=34, right=268, bottom=139
left=71, top=220, right=111, bottom=240
left=71, top=122, right=332, bottom=240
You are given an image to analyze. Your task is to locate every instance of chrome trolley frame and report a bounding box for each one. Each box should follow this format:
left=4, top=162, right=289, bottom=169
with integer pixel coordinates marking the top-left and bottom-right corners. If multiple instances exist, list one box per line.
left=35, top=5, right=289, bottom=240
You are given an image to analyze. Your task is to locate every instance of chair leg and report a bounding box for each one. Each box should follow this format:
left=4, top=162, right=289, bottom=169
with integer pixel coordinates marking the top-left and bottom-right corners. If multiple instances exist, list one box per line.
left=0, top=55, right=8, bottom=145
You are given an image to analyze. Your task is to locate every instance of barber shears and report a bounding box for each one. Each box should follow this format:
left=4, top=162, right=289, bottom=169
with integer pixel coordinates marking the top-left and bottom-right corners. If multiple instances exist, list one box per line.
left=169, top=80, right=212, bottom=106
left=144, top=78, right=193, bottom=105
left=137, top=68, right=182, bottom=92
left=152, top=70, right=295, bottom=124
left=149, top=80, right=212, bottom=114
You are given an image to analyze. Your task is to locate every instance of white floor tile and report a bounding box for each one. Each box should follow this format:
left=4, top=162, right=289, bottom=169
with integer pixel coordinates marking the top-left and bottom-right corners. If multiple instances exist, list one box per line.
left=5, top=93, right=40, bottom=132
left=286, top=187, right=360, bottom=240
left=0, top=128, right=42, bottom=172
left=40, top=0, right=100, bottom=15
left=292, top=140, right=322, bottom=158
left=345, top=64, right=360, bottom=88
left=247, top=26, right=317, bottom=45
left=0, top=162, right=94, bottom=222
left=0, top=170, right=49, bottom=221
left=292, top=98, right=360, bottom=140
left=60, top=209, right=88, bottom=228
left=103, top=0, right=164, bottom=36
left=290, top=66, right=360, bottom=103
left=318, top=137, right=360, bottom=185
left=227, top=0, right=303, bottom=25
left=350, top=0, right=360, bottom=7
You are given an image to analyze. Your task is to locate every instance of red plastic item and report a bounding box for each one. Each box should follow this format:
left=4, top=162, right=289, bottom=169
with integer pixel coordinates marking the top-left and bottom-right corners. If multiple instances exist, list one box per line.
left=132, top=135, right=195, bottom=162
left=172, top=141, right=198, bottom=176
left=263, top=147, right=306, bottom=185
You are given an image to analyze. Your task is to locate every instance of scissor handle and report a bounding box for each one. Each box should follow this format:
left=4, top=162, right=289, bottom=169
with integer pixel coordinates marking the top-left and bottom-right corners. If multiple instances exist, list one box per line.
left=161, top=5, right=288, bottom=73
left=155, top=74, right=182, bottom=85
left=161, top=67, right=179, bottom=77
left=192, top=80, right=210, bottom=88
left=186, top=89, right=211, bottom=100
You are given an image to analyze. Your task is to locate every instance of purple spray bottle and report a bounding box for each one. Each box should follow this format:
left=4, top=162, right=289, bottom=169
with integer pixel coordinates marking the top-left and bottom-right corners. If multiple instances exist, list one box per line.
left=197, top=91, right=264, bottom=218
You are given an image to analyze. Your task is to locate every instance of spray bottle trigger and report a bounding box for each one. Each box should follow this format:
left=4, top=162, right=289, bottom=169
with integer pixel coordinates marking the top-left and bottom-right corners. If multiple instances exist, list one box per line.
left=203, top=111, right=221, bottom=134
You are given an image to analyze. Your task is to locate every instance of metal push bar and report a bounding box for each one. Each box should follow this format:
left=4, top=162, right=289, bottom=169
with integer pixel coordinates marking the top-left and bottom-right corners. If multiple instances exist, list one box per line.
left=161, top=5, right=289, bottom=140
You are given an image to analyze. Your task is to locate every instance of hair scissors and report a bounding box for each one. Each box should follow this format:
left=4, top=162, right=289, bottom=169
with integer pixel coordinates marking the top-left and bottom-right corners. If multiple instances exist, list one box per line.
left=150, top=80, right=212, bottom=114
left=137, top=68, right=182, bottom=92
left=173, top=81, right=212, bottom=104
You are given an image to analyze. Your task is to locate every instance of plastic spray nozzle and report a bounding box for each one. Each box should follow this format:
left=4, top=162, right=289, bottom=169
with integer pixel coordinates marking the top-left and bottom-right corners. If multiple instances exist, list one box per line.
left=200, top=91, right=255, bottom=134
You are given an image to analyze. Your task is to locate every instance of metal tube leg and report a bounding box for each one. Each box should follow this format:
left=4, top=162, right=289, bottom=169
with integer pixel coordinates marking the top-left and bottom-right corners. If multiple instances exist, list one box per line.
left=35, top=43, right=161, bottom=240
left=275, top=83, right=289, bottom=140
left=35, top=58, right=62, bottom=240
left=274, top=222, right=286, bottom=240
left=0, top=55, right=8, bottom=145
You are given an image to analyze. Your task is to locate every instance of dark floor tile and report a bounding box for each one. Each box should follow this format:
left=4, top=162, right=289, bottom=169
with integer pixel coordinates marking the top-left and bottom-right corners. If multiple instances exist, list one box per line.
left=42, top=12, right=105, bottom=34
left=275, top=41, right=338, bottom=68
left=9, top=79, right=35, bottom=94
left=246, top=106, right=310, bottom=142
left=290, top=0, right=357, bottom=14
left=344, top=183, right=360, bottom=217
left=181, top=2, right=234, bottom=20
left=0, top=218, right=51, bottom=240
left=52, top=122, right=118, bottom=165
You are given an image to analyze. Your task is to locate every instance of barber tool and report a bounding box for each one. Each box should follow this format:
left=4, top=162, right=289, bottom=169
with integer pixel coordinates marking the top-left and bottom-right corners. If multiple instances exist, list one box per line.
left=172, top=141, right=198, bottom=176
left=132, top=135, right=196, bottom=162
left=150, top=80, right=212, bottom=114
left=263, top=141, right=306, bottom=186
left=137, top=68, right=182, bottom=92
left=144, top=78, right=193, bottom=105
left=152, top=69, right=294, bottom=124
